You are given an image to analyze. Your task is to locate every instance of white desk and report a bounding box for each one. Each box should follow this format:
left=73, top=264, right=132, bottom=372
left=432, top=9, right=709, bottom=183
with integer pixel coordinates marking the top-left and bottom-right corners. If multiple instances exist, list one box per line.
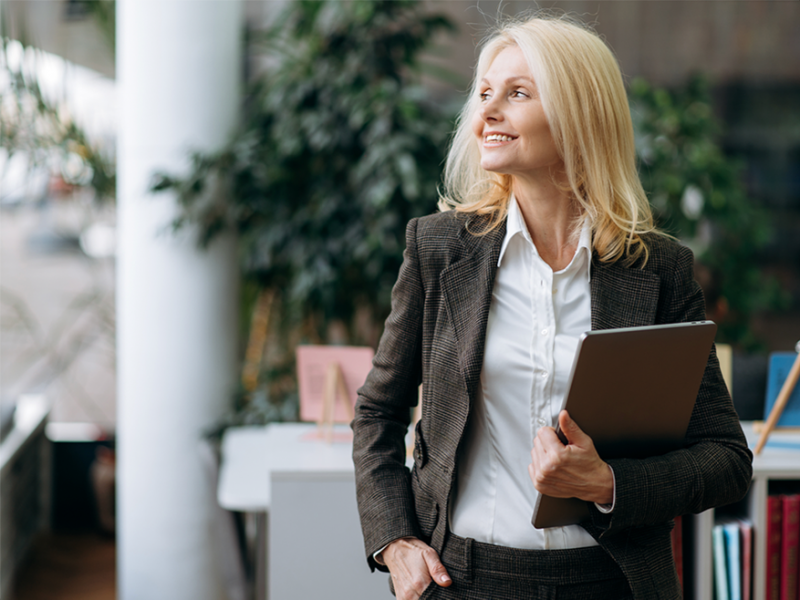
left=217, top=422, right=397, bottom=600
left=217, top=422, right=357, bottom=512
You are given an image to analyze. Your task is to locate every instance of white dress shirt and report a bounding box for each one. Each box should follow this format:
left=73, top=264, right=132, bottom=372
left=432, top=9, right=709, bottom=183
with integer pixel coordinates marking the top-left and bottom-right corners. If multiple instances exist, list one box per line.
left=449, top=197, right=602, bottom=550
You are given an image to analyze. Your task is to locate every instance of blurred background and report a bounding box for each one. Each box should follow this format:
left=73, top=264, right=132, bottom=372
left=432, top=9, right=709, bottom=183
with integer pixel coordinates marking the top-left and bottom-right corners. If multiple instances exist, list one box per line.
left=0, top=1, right=798, bottom=599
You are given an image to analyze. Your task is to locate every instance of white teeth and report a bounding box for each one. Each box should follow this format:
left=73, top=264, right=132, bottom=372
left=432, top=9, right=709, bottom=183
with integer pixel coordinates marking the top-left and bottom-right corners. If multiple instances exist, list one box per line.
left=486, top=134, right=514, bottom=142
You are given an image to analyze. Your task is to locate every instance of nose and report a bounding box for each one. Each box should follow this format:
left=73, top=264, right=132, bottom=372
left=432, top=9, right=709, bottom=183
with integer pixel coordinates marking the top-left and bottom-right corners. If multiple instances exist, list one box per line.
left=479, top=97, right=503, bottom=123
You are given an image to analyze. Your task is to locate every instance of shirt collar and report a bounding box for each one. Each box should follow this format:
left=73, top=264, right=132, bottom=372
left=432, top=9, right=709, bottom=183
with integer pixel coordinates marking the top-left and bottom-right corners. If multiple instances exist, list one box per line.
left=498, top=195, right=593, bottom=280
left=497, top=195, right=528, bottom=265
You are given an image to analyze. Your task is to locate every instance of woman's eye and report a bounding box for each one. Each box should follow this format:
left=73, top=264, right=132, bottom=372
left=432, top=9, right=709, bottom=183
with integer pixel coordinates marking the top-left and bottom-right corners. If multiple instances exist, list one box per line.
left=511, top=90, right=528, bottom=98
left=479, top=92, right=491, bottom=101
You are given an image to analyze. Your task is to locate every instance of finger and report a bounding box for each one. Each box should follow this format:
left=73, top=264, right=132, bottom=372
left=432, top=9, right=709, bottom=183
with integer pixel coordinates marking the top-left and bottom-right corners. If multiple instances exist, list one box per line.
left=390, top=566, right=428, bottom=600
left=536, top=426, right=566, bottom=452
left=392, top=571, right=425, bottom=600
left=530, top=440, right=559, bottom=492
left=532, top=431, right=545, bottom=455
left=422, top=546, right=452, bottom=587
left=530, top=453, right=567, bottom=495
left=531, top=434, right=556, bottom=468
left=558, top=410, right=589, bottom=446
left=384, top=539, right=435, bottom=599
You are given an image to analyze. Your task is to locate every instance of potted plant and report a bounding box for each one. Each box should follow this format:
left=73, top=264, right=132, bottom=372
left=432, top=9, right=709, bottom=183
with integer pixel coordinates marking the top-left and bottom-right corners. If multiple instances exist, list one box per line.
left=152, top=0, right=457, bottom=424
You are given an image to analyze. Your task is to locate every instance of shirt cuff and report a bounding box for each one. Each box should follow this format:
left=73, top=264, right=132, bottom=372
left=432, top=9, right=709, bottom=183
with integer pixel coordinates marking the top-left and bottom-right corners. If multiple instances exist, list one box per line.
left=373, top=543, right=389, bottom=565
left=593, top=465, right=616, bottom=514
left=373, top=537, right=416, bottom=565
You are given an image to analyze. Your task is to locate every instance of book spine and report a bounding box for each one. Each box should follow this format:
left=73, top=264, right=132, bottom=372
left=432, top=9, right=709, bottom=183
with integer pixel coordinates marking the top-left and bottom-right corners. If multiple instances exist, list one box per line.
left=715, top=524, right=731, bottom=600
left=725, top=522, right=742, bottom=600
left=768, top=495, right=784, bottom=600
left=781, top=495, right=800, bottom=600
left=740, top=520, right=753, bottom=600
left=671, top=514, right=683, bottom=594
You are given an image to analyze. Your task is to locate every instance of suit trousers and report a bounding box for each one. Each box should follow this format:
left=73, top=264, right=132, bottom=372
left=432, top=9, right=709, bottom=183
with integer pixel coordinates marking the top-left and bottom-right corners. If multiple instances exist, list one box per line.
left=417, top=532, right=634, bottom=600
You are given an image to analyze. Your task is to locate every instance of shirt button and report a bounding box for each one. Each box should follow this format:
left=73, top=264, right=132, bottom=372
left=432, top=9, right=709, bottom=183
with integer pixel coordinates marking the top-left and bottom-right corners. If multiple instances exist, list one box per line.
left=536, top=417, right=547, bottom=428
left=541, top=329, right=548, bottom=336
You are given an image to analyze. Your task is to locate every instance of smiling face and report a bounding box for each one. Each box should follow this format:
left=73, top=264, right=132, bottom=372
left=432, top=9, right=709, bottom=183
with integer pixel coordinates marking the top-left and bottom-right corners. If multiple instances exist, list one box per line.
left=471, top=45, right=564, bottom=183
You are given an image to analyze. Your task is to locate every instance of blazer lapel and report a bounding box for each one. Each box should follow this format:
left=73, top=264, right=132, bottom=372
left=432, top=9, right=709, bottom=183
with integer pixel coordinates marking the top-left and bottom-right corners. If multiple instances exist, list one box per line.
left=591, top=257, right=661, bottom=330
left=440, top=218, right=506, bottom=402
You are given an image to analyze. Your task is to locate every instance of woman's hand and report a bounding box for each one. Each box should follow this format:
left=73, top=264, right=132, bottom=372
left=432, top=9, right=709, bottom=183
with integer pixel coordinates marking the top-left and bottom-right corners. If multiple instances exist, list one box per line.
left=529, top=410, right=613, bottom=505
left=382, top=537, right=452, bottom=600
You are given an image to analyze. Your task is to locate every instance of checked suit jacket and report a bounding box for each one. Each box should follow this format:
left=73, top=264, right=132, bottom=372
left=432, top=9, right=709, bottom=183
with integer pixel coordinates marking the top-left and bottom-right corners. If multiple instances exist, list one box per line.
left=352, top=210, right=753, bottom=600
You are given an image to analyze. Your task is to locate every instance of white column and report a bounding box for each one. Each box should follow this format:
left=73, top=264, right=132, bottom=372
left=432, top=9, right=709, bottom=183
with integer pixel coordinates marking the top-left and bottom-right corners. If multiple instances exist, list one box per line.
left=116, top=2, right=242, bottom=599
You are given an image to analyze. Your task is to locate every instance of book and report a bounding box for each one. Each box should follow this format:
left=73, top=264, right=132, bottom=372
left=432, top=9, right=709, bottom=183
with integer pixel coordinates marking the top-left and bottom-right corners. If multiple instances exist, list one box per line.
left=715, top=524, right=730, bottom=600
left=671, top=514, right=684, bottom=593
left=739, top=519, right=753, bottom=600
left=764, top=353, right=800, bottom=427
left=781, top=494, right=800, bottom=600
left=724, top=521, right=742, bottom=600
left=767, top=495, right=784, bottom=600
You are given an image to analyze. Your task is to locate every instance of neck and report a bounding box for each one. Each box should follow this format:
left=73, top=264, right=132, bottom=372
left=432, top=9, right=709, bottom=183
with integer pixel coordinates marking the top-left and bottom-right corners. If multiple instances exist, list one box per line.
left=511, top=171, right=581, bottom=271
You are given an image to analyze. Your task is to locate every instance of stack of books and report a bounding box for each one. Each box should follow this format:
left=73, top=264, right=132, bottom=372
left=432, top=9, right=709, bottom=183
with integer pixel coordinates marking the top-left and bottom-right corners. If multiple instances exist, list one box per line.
left=712, top=517, right=754, bottom=600
left=765, top=494, right=800, bottom=600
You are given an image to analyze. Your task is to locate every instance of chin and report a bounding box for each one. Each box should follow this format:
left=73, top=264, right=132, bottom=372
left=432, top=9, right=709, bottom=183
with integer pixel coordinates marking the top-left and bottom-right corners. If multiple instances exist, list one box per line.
left=480, top=157, right=505, bottom=173
left=481, top=163, right=512, bottom=176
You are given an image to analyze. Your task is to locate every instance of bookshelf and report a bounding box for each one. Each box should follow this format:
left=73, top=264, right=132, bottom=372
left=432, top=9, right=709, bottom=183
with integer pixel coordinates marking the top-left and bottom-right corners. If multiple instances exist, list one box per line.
left=686, top=422, right=800, bottom=600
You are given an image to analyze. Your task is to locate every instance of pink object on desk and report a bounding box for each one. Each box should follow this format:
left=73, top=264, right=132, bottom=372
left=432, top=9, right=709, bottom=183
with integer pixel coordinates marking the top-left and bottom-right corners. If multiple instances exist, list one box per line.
left=300, top=429, right=354, bottom=443
left=296, top=345, right=374, bottom=423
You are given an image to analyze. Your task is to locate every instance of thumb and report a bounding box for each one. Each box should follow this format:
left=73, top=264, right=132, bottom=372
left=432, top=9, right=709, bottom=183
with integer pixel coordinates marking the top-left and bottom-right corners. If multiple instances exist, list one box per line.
left=422, top=548, right=452, bottom=587
left=558, top=410, right=588, bottom=445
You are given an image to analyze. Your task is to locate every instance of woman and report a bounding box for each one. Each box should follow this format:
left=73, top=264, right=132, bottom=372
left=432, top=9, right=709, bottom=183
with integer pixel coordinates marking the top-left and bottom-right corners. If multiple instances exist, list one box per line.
left=352, top=15, right=752, bottom=600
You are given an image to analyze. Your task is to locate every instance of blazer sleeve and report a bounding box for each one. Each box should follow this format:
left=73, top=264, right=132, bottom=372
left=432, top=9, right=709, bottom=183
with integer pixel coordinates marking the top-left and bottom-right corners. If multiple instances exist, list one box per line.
left=352, top=218, right=425, bottom=572
left=587, top=244, right=753, bottom=538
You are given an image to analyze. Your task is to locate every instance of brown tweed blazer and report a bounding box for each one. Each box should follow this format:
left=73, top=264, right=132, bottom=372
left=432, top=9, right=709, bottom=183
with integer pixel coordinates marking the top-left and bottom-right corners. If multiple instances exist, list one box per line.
left=352, top=211, right=753, bottom=600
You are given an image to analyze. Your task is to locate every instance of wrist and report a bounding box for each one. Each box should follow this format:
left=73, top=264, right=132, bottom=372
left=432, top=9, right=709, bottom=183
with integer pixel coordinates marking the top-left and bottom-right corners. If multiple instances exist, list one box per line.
left=591, top=463, right=614, bottom=506
left=592, top=463, right=614, bottom=505
left=381, top=537, right=416, bottom=565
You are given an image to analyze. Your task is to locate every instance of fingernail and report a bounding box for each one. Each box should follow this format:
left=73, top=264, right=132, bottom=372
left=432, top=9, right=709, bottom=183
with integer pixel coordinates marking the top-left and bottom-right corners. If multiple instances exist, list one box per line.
left=440, top=575, right=451, bottom=584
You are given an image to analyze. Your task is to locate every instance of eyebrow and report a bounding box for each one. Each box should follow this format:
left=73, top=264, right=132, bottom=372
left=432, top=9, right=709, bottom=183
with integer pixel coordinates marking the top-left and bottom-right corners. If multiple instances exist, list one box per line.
left=480, top=76, right=535, bottom=86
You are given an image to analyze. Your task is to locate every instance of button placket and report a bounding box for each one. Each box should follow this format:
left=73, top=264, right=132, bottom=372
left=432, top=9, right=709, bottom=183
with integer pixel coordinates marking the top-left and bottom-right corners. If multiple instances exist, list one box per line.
left=531, top=255, right=556, bottom=437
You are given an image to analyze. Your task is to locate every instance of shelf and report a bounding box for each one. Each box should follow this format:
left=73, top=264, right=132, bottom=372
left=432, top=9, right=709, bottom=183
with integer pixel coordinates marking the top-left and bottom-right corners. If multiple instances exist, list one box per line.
left=685, top=422, right=800, bottom=600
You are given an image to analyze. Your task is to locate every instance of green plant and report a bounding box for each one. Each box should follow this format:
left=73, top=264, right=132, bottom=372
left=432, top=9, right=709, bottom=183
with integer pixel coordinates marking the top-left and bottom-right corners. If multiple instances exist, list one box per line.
left=152, top=0, right=456, bottom=419
left=630, top=75, right=786, bottom=349
left=0, top=36, right=115, bottom=202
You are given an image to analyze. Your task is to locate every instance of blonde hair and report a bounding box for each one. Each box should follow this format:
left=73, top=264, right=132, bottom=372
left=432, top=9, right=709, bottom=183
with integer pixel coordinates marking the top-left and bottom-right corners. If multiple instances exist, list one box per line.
left=439, top=14, right=660, bottom=265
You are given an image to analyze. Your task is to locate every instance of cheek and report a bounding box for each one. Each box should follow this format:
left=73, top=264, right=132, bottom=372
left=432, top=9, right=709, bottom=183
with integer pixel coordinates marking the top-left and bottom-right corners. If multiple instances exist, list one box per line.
left=544, top=131, right=561, bottom=160
left=471, top=111, right=484, bottom=141
left=537, top=120, right=558, bottom=153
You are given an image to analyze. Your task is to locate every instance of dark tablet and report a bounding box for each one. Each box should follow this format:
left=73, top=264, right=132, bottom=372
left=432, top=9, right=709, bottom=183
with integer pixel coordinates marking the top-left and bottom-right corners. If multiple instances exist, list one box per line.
left=532, top=321, right=717, bottom=529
